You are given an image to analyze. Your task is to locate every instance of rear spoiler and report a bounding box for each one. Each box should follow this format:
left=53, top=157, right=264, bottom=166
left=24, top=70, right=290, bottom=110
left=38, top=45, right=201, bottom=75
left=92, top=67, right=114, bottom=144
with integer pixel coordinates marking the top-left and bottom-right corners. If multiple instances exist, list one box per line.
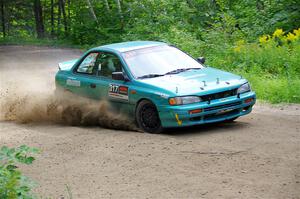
left=58, top=59, right=78, bottom=71
left=58, top=63, right=63, bottom=70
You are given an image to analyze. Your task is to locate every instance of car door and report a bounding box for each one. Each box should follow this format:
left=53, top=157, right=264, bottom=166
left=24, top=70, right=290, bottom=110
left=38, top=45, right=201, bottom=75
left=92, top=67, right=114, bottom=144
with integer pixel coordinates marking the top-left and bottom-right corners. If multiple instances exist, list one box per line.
left=69, top=52, right=104, bottom=99
left=70, top=51, right=132, bottom=114
left=94, top=52, right=132, bottom=113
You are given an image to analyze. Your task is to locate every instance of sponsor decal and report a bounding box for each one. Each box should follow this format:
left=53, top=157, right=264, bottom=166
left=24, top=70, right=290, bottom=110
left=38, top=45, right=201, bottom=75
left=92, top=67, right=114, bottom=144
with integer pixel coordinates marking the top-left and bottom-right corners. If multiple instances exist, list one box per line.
left=108, top=84, right=129, bottom=101
left=216, top=109, right=233, bottom=115
left=66, top=79, right=80, bottom=87
left=175, top=113, right=182, bottom=126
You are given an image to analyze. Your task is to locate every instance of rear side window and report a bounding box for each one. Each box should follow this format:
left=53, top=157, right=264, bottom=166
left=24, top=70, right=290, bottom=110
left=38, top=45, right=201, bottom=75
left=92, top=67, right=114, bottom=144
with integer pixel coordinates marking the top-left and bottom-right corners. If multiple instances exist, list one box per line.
left=95, top=53, right=123, bottom=78
left=76, top=52, right=99, bottom=74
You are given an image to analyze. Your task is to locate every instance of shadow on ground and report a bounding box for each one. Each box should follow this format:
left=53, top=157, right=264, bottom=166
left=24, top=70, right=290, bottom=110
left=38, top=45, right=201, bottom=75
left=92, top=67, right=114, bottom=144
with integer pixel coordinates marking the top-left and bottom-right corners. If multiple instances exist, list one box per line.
left=163, top=121, right=250, bottom=136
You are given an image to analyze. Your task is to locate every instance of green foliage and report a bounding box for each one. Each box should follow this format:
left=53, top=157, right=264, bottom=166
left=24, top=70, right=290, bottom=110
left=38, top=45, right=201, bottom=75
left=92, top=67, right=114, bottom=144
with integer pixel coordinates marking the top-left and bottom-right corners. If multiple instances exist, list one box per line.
left=205, top=28, right=300, bottom=103
left=0, top=145, right=39, bottom=199
left=245, top=76, right=300, bottom=103
left=0, top=0, right=299, bottom=103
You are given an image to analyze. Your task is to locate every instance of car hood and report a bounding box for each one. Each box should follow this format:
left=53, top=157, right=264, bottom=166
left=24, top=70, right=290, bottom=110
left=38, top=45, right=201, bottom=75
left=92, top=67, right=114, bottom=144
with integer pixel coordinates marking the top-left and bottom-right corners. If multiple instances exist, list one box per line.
left=58, top=59, right=78, bottom=71
left=137, top=67, right=246, bottom=96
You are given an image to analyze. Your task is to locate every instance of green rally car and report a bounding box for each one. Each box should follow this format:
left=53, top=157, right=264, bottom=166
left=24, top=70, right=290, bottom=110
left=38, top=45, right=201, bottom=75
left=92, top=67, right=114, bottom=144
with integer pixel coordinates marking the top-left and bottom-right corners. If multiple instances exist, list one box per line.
left=55, top=41, right=256, bottom=133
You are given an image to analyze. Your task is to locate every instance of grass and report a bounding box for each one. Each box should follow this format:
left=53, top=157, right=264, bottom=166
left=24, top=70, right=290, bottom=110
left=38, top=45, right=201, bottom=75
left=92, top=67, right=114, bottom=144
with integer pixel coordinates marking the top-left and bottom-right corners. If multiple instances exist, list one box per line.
left=243, top=74, right=300, bottom=103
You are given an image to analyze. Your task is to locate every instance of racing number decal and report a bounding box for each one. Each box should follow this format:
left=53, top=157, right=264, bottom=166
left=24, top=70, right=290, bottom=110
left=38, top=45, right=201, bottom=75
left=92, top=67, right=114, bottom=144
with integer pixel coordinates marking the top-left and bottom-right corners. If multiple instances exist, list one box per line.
left=108, top=84, right=129, bottom=101
left=110, top=84, right=119, bottom=93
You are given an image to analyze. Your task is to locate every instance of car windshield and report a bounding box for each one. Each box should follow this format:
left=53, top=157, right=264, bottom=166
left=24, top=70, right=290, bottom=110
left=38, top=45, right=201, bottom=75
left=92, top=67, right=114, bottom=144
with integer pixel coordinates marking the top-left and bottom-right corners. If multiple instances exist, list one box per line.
left=122, top=45, right=204, bottom=78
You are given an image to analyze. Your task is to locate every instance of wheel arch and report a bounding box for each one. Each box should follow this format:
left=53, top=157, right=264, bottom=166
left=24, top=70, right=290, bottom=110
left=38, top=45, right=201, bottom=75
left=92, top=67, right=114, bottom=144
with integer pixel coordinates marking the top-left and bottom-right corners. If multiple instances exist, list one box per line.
left=135, top=97, right=157, bottom=114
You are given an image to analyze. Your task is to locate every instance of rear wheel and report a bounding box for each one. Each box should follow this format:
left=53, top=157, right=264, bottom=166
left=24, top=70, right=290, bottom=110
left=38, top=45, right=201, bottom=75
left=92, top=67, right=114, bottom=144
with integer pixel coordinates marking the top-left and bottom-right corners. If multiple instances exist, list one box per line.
left=135, top=100, right=163, bottom=133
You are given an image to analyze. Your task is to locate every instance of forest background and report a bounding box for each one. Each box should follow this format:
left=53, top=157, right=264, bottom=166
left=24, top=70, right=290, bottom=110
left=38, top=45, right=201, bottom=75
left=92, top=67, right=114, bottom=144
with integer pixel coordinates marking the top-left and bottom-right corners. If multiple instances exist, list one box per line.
left=0, top=0, right=299, bottom=103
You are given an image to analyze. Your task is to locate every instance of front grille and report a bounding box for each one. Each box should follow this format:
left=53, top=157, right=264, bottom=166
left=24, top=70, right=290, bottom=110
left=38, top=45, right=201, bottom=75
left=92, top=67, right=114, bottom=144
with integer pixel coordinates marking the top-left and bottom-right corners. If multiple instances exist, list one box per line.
left=201, top=89, right=237, bottom=102
left=204, top=101, right=242, bottom=112
left=204, top=109, right=240, bottom=120
left=190, top=109, right=240, bottom=121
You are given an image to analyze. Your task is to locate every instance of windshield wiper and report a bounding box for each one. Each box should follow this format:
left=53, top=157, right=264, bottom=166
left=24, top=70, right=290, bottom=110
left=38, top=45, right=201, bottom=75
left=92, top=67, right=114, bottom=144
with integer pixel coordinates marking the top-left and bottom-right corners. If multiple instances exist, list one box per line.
left=164, top=67, right=202, bottom=75
left=138, top=68, right=202, bottom=79
left=138, top=74, right=165, bottom=79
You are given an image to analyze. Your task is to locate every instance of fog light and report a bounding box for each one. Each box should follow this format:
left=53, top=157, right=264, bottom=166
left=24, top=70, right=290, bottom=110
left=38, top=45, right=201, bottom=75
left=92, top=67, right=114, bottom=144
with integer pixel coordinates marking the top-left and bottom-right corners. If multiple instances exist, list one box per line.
left=244, top=98, right=254, bottom=104
left=189, top=109, right=203, bottom=114
left=243, top=106, right=251, bottom=111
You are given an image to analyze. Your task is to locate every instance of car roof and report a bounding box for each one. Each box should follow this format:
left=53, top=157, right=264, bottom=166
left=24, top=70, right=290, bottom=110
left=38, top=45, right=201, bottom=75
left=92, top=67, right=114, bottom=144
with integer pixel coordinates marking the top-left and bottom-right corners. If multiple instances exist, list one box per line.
left=93, top=41, right=167, bottom=53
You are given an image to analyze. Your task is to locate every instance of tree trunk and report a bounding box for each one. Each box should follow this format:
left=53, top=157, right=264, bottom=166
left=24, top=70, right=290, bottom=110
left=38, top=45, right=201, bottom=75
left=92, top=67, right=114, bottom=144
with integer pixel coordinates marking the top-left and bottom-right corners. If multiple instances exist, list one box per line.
left=115, top=0, right=123, bottom=28
left=103, top=0, right=110, bottom=12
left=0, top=0, right=5, bottom=37
left=59, top=0, right=68, bottom=34
left=33, top=0, right=45, bottom=38
left=57, top=0, right=61, bottom=34
left=51, top=0, right=54, bottom=36
left=86, top=0, right=98, bottom=23
left=67, top=0, right=71, bottom=30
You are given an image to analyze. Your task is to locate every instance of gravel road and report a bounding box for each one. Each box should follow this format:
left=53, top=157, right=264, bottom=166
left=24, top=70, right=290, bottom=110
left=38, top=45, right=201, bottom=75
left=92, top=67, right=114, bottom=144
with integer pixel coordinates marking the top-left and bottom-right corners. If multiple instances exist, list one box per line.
left=0, top=45, right=299, bottom=199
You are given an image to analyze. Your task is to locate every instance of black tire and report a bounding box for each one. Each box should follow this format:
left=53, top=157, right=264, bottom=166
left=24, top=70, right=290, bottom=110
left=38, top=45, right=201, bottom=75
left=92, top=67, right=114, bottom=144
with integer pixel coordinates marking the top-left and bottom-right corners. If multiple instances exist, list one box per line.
left=135, top=100, right=163, bottom=134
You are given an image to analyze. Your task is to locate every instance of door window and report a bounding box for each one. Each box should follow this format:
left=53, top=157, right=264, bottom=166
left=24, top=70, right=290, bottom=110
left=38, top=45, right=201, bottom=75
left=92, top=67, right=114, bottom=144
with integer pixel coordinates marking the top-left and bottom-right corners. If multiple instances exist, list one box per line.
left=76, top=52, right=99, bottom=74
left=95, top=53, right=123, bottom=78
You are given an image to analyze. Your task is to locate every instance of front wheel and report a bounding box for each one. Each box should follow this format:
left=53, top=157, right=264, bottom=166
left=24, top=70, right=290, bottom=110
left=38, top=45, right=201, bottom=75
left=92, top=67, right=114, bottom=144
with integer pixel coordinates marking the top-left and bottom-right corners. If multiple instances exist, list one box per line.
left=135, top=100, right=163, bottom=134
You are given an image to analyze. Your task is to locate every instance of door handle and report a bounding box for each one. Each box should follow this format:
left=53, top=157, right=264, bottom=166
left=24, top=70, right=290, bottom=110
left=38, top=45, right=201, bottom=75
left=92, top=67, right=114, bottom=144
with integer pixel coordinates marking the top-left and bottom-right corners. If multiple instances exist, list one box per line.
left=90, top=83, right=96, bottom=88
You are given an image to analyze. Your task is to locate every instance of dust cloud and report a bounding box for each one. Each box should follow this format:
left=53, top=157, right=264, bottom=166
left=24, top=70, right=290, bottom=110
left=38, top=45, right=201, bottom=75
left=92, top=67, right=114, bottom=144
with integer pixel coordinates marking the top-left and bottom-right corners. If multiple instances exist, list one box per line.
left=0, top=73, right=136, bottom=131
left=0, top=45, right=136, bottom=131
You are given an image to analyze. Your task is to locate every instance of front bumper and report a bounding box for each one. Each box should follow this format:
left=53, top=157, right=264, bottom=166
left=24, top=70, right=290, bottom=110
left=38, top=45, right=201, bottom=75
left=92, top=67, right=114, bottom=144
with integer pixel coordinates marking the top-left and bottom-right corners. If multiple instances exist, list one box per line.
left=158, top=91, right=256, bottom=128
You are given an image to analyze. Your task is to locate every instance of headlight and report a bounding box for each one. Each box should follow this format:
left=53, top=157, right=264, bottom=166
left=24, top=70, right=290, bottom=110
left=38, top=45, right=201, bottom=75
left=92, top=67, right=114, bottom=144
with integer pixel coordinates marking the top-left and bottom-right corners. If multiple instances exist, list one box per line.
left=237, top=82, right=251, bottom=94
left=169, top=96, right=201, bottom=105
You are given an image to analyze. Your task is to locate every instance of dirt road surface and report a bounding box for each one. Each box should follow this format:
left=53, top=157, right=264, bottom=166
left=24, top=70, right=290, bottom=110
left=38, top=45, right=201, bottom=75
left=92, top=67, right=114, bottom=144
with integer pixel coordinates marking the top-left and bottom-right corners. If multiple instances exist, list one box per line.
left=0, top=45, right=299, bottom=199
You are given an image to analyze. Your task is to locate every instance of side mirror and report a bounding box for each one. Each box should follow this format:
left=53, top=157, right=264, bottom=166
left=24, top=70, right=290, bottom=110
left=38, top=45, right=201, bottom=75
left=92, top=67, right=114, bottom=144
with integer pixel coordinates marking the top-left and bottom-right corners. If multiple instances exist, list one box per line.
left=197, top=57, right=205, bottom=64
left=112, top=72, right=128, bottom=81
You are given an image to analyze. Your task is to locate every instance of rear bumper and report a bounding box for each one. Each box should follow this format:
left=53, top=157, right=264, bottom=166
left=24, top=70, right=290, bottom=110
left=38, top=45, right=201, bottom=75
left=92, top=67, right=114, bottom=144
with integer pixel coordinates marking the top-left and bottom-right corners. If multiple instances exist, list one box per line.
left=158, top=91, right=256, bottom=128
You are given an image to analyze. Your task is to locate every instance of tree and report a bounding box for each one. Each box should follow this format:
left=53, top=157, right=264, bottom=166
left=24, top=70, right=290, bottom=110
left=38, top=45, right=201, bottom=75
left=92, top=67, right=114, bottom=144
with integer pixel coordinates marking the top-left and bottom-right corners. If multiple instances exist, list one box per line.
left=115, top=0, right=123, bottom=28
left=67, top=0, right=71, bottom=28
left=0, top=0, right=5, bottom=37
left=57, top=0, right=61, bottom=34
left=33, top=0, right=44, bottom=38
left=59, top=0, right=67, bottom=34
left=103, top=0, right=110, bottom=12
left=50, top=0, right=54, bottom=36
left=86, top=0, right=98, bottom=23
left=0, top=0, right=299, bottom=43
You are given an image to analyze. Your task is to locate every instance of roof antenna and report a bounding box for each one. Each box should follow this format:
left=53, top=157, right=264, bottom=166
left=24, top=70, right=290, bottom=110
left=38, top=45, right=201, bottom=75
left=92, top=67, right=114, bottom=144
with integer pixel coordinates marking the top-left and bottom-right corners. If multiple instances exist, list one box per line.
left=176, top=86, right=178, bottom=93
left=216, top=78, right=220, bottom=84
left=202, top=81, right=207, bottom=87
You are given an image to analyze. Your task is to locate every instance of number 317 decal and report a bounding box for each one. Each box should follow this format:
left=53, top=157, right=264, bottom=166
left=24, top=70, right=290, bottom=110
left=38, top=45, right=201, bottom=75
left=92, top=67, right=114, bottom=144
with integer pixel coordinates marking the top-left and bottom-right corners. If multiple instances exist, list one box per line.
left=108, top=84, right=129, bottom=101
